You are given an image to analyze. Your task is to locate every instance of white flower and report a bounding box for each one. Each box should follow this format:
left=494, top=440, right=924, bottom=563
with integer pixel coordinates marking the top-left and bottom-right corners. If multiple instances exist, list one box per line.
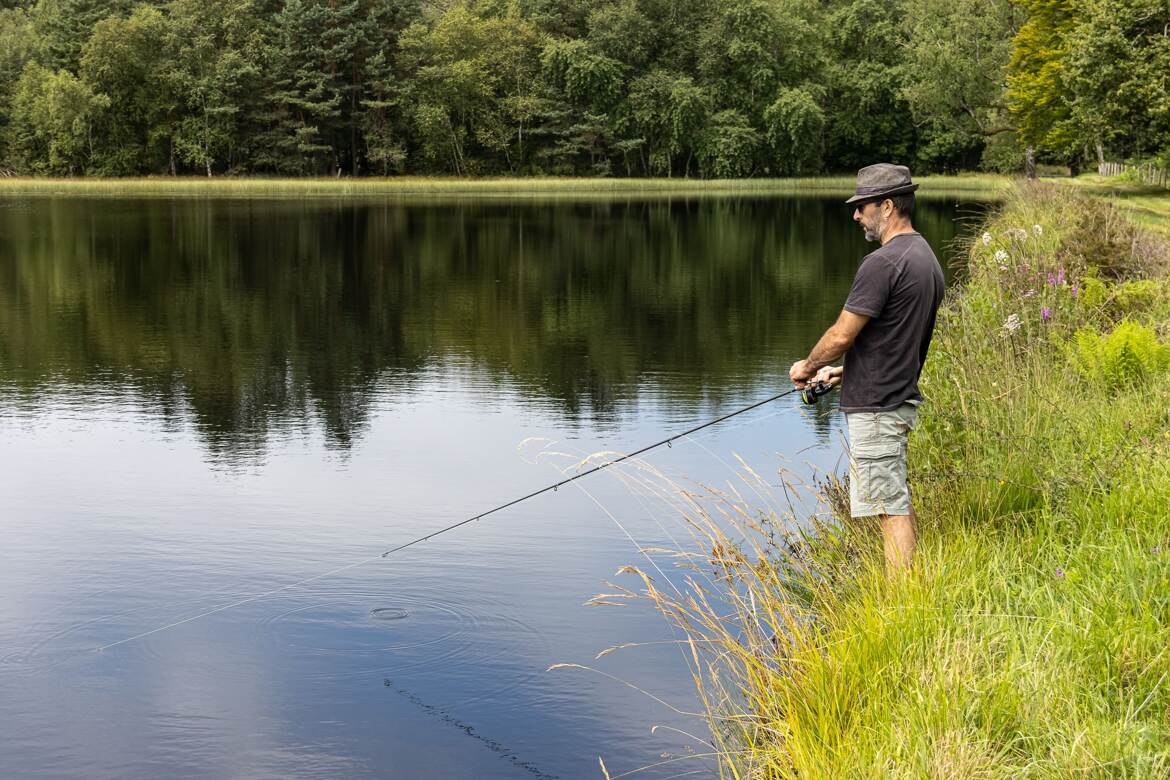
left=1033, top=224, right=1043, bottom=236
left=994, top=249, right=1009, bottom=262
left=982, top=232, right=993, bottom=246
left=1003, top=313, right=1022, bottom=333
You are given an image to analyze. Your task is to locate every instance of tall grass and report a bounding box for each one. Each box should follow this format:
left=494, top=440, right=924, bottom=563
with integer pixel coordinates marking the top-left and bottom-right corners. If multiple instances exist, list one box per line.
left=0, top=174, right=1008, bottom=200
left=605, top=184, right=1170, bottom=778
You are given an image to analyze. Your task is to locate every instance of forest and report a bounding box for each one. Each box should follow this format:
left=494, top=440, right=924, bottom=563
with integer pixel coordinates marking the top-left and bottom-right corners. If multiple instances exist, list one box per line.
left=0, top=0, right=1166, bottom=178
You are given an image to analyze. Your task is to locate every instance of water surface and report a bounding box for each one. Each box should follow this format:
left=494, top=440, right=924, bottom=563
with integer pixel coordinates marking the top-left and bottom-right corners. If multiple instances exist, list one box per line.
left=0, top=194, right=986, bottom=779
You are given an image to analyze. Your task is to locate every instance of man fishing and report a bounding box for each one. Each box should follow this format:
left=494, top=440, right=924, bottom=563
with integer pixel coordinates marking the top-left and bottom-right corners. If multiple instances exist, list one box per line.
left=789, top=163, right=944, bottom=573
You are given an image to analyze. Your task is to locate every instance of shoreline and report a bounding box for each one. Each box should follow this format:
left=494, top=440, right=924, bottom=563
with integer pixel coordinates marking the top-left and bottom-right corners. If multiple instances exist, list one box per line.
left=0, top=174, right=1009, bottom=200
left=647, top=181, right=1170, bottom=775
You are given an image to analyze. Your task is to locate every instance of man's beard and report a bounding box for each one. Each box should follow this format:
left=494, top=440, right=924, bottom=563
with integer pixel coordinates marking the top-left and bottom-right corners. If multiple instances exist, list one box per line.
left=863, top=216, right=885, bottom=243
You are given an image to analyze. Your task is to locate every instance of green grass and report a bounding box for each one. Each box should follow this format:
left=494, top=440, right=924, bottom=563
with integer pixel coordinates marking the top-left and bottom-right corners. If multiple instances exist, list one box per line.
left=1060, top=174, right=1170, bottom=235
left=622, top=182, right=1170, bottom=778
left=0, top=174, right=1009, bottom=199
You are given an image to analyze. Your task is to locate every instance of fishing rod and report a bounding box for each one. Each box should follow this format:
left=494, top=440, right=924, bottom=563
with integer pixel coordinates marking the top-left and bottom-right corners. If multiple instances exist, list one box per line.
left=380, top=379, right=837, bottom=559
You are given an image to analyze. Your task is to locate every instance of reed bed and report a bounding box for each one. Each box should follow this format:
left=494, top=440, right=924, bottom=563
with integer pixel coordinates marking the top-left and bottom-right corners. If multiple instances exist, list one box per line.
left=0, top=174, right=1008, bottom=200
left=591, top=183, right=1170, bottom=778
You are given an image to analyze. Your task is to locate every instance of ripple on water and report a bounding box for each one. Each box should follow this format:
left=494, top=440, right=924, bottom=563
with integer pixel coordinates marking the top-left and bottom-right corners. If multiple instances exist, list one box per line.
left=254, top=583, right=553, bottom=700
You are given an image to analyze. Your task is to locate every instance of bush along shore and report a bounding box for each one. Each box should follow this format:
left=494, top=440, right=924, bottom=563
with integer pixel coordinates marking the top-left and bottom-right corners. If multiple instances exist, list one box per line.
left=607, top=183, right=1170, bottom=777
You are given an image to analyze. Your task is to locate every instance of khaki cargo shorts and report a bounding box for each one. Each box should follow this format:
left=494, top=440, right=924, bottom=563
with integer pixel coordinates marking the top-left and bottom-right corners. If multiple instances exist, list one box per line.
left=845, top=403, right=918, bottom=517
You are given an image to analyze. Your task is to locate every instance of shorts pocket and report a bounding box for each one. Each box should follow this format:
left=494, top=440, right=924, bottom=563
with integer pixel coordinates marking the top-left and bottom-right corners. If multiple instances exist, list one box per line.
left=857, top=453, right=905, bottom=506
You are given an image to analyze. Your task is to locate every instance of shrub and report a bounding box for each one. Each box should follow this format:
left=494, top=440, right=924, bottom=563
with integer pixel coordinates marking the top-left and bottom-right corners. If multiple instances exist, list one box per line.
left=1070, top=320, right=1170, bottom=386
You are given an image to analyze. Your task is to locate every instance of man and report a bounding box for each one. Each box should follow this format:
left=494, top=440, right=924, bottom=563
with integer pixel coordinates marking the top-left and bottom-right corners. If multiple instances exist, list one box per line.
left=789, top=163, right=944, bottom=573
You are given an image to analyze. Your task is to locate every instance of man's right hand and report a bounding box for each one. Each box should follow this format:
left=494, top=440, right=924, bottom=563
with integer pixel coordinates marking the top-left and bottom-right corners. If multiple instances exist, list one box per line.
left=813, top=365, right=843, bottom=386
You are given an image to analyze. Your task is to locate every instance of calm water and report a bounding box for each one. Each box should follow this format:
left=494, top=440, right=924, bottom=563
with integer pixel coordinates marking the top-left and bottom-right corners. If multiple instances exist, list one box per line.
left=0, top=194, right=985, bottom=779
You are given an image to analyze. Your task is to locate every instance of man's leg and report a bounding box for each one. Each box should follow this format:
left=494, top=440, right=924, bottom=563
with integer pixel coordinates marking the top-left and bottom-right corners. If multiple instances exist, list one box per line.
left=881, top=504, right=917, bottom=572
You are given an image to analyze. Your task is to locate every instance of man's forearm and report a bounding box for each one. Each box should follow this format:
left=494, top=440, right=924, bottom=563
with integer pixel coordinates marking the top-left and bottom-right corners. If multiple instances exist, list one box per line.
left=805, top=327, right=851, bottom=370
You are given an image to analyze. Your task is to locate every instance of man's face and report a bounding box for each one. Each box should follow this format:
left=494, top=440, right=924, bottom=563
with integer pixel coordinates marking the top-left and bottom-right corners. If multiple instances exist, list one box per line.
left=853, top=199, right=888, bottom=243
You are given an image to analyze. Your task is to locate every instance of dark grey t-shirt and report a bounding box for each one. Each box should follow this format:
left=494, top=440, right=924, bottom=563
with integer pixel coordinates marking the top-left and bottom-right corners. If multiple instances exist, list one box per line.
left=840, top=232, right=944, bottom=412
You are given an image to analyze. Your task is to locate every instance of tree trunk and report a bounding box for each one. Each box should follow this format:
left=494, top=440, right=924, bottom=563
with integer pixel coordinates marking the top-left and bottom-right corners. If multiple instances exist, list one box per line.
left=1025, top=145, right=1036, bottom=180
left=206, top=156, right=212, bottom=177
left=1095, top=140, right=1105, bottom=171
left=351, top=88, right=358, bottom=177
left=169, top=138, right=176, bottom=176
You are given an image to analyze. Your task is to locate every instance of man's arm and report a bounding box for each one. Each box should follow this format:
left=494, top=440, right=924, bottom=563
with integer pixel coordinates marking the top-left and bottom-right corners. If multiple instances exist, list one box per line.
left=789, top=309, right=870, bottom=386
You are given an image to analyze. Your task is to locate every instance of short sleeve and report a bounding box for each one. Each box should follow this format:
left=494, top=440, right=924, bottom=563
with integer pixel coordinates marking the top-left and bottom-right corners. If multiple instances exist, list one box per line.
left=844, top=256, right=892, bottom=317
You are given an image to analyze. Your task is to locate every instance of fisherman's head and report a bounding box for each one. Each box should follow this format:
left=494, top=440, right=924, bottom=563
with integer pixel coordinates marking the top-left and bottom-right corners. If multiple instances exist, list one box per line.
left=845, top=163, right=918, bottom=243
left=853, top=194, right=915, bottom=243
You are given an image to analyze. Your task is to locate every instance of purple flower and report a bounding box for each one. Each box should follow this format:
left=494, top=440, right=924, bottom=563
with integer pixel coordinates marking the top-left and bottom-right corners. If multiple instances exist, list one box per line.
left=1047, top=273, right=1057, bottom=286
left=1057, top=268, right=1066, bottom=285
left=1041, top=306, right=1052, bottom=321
left=1055, top=567, right=1064, bottom=577
left=1071, top=283, right=1080, bottom=298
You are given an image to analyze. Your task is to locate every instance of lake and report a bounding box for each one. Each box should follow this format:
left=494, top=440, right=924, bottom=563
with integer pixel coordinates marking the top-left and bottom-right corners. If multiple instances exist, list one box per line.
left=0, top=192, right=987, bottom=779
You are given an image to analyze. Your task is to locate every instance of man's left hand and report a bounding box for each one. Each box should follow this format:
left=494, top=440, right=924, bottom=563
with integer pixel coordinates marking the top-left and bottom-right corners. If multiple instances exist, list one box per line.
left=789, top=359, right=816, bottom=388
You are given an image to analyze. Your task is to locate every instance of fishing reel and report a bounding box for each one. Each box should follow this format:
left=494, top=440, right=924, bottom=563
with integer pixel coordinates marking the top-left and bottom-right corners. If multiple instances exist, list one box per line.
left=800, top=380, right=837, bottom=405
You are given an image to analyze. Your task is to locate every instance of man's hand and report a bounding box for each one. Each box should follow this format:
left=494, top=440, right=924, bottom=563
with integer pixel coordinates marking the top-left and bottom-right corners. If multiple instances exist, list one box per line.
left=813, top=365, right=843, bottom=386
left=789, top=359, right=816, bottom=388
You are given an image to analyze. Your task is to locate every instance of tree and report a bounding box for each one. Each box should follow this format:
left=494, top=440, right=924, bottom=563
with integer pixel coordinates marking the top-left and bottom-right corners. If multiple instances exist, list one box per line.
left=166, top=0, right=263, bottom=176
left=697, top=0, right=820, bottom=120
left=0, top=7, right=36, bottom=165
left=820, top=0, right=913, bottom=171
left=697, top=109, right=760, bottom=177
left=397, top=1, right=544, bottom=174
left=80, top=4, right=177, bottom=174
left=1066, top=0, right=1170, bottom=166
left=31, top=0, right=134, bottom=70
left=8, top=62, right=109, bottom=173
left=901, top=0, right=1022, bottom=170
left=1005, top=0, right=1078, bottom=173
left=628, top=69, right=709, bottom=176
left=764, top=85, right=823, bottom=174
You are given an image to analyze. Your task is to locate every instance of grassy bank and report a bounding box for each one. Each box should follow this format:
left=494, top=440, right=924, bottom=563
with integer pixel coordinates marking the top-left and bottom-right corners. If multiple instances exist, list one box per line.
left=1061, top=174, right=1170, bottom=236
left=626, top=183, right=1170, bottom=777
left=0, top=174, right=1008, bottom=199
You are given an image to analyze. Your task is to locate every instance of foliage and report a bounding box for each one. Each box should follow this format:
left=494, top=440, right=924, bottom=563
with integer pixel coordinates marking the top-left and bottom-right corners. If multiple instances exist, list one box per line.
left=79, top=4, right=175, bottom=174
left=7, top=61, right=109, bottom=174
left=0, top=0, right=1166, bottom=175
left=901, top=0, right=1021, bottom=170
left=696, top=109, right=759, bottom=178
left=764, top=86, right=824, bottom=175
left=1070, top=320, right=1170, bottom=386
left=1005, top=0, right=1076, bottom=158
left=1066, top=0, right=1170, bottom=165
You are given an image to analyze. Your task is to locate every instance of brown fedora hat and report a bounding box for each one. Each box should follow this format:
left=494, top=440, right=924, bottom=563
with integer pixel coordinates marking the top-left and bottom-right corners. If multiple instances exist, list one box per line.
left=845, top=163, right=919, bottom=205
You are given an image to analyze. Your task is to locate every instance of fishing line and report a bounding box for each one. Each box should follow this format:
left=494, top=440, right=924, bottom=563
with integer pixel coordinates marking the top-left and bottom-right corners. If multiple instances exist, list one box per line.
left=96, top=385, right=815, bottom=653
left=379, top=386, right=805, bottom=559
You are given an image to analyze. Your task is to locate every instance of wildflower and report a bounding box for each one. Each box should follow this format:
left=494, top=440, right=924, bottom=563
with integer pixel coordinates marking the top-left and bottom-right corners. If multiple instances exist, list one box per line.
left=1003, top=313, right=1022, bottom=333
left=1057, top=268, right=1065, bottom=285
left=982, top=232, right=992, bottom=246
left=1033, top=224, right=1043, bottom=236
left=1047, top=272, right=1057, bottom=286
left=994, top=249, right=1009, bottom=263
left=1041, top=306, right=1052, bottom=321
left=1055, top=567, right=1064, bottom=577
left=1071, top=283, right=1080, bottom=298
left=1154, top=546, right=1161, bottom=555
